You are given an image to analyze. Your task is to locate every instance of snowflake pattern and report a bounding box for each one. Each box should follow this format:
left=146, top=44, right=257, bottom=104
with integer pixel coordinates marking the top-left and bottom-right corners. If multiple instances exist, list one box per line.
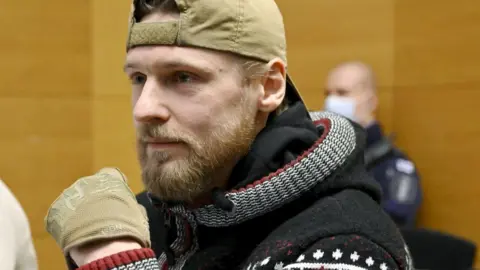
left=304, top=247, right=390, bottom=269
left=291, top=248, right=389, bottom=269
left=313, top=249, right=324, bottom=260
left=350, top=251, right=360, bottom=262
left=274, top=262, right=284, bottom=270
left=247, top=247, right=394, bottom=270
left=332, top=249, right=343, bottom=260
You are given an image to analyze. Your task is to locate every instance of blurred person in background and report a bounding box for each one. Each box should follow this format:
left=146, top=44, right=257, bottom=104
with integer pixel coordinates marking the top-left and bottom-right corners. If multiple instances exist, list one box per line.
left=322, top=61, right=422, bottom=228
left=0, top=179, right=38, bottom=270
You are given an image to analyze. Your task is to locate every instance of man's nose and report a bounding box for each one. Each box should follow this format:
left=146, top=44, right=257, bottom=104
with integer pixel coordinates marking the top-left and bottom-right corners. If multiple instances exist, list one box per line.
left=133, top=80, right=170, bottom=123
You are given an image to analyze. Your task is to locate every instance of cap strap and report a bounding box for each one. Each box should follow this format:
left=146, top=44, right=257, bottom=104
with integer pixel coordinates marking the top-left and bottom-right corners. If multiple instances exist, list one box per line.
left=128, top=22, right=179, bottom=49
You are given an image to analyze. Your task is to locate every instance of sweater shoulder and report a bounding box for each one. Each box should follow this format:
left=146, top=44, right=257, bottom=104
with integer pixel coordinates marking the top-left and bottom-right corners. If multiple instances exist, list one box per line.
left=244, top=234, right=413, bottom=270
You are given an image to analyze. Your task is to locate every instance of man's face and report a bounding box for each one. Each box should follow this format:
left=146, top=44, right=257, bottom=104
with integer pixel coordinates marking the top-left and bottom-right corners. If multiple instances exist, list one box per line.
left=324, top=69, right=373, bottom=124
left=124, top=46, right=259, bottom=203
left=325, top=70, right=363, bottom=103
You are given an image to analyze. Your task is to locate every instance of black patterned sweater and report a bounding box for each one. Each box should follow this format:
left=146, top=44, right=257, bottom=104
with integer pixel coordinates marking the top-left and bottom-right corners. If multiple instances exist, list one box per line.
left=72, top=103, right=414, bottom=270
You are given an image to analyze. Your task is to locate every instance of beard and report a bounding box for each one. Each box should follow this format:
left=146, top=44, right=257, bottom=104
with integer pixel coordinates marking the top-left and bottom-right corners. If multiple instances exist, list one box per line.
left=137, top=96, right=258, bottom=203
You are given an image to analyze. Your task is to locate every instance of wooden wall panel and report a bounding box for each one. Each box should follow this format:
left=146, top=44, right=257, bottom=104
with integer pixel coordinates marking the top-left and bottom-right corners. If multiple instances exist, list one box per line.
left=276, top=0, right=394, bottom=119
left=91, top=1, right=132, bottom=97
left=0, top=1, right=91, bottom=98
left=91, top=1, right=143, bottom=193
left=394, top=0, right=480, bottom=265
left=0, top=1, right=92, bottom=269
left=93, top=96, right=142, bottom=192
left=394, top=1, right=480, bottom=86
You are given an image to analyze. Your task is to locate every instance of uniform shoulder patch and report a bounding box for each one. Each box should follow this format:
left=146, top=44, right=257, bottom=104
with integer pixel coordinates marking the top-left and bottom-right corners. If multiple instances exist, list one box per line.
left=395, top=159, right=415, bottom=174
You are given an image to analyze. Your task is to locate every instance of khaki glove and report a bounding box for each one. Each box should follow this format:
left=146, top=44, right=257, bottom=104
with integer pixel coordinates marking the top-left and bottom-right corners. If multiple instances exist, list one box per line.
left=45, top=168, right=150, bottom=255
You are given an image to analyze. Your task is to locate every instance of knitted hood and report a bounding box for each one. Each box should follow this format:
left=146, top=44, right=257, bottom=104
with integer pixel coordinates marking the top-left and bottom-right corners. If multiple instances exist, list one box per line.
left=189, top=102, right=381, bottom=227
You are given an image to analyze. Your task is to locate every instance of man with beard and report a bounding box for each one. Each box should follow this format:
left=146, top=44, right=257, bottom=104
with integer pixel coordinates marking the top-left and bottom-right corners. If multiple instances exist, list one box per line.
left=44, top=0, right=414, bottom=270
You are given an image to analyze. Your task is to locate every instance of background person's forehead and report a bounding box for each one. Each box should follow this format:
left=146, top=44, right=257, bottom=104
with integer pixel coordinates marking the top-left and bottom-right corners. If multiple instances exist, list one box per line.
left=327, top=69, right=367, bottom=89
left=327, top=77, right=361, bottom=91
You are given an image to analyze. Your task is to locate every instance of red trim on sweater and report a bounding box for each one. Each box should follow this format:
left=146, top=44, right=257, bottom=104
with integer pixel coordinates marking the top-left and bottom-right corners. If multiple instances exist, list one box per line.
left=77, top=248, right=155, bottom=270
left=229, top=118, right=332, bottom=193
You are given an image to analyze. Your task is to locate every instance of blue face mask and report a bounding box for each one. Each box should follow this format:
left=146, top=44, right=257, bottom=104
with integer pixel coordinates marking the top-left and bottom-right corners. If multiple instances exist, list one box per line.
left=324, top=96, right=356, bottom=121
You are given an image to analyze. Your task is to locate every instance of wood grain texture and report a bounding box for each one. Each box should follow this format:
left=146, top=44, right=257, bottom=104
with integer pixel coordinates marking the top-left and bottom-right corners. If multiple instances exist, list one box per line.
left=393, top=83, right=480, bottom=251
left=0, top=1, right=92, bottom=269
left=394, top=1, right=480, bottom=86
left=276, top=0, right=394, bottom=111
left=91, top=0, right=143, bottom=194
left=92, top=96, right=142, bottom=193
left=394, top=0, right=480, bottom=264
left=91, top=0, right=132, bottom=97
left=0, top=0, right=90, bottom=98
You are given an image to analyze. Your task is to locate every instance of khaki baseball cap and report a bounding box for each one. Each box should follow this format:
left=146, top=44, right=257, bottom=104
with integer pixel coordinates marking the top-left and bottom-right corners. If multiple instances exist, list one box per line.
left=126, top=0, right=304, bottom=104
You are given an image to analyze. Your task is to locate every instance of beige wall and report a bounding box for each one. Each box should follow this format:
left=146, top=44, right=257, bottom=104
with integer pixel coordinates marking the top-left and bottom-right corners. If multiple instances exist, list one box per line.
left=1, top=0, right=479, bottom=268
left=0, top=1, right=92, bottom=269
left=278, top=0, right=395, bottom=133
left=91, top=1, right=143, bottom=193
left=393, top=0, right=480, bottom=249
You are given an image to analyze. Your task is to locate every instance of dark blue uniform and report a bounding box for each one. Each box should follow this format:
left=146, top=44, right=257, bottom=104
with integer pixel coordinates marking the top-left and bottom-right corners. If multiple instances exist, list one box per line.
left=366, top=122, right=422, bottom=228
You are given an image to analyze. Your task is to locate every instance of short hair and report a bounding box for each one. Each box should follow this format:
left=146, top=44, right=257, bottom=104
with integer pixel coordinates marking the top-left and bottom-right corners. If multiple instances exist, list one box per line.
left=133, top=0, right=179, bottom=21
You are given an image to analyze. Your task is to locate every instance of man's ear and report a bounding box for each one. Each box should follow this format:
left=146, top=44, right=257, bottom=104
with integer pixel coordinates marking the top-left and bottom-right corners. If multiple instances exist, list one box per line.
left=257, top=58, right=287, bottom=113
left=369, top=93, right=378, bottom=112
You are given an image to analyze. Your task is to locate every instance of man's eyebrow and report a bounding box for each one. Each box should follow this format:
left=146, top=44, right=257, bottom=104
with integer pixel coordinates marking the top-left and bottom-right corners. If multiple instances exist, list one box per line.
left=123, top=63, right=138, bottom=72
left=123, top=59, right=217, bottom=74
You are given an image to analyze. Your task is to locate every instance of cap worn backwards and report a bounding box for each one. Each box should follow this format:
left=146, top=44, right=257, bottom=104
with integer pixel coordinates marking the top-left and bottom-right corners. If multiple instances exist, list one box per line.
left=126, top=0, right=305, bottom=104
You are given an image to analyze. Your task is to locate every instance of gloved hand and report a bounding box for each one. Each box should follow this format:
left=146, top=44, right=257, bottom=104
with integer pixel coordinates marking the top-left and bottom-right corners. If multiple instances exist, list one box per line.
left=45, top=167, right=151, bottom=255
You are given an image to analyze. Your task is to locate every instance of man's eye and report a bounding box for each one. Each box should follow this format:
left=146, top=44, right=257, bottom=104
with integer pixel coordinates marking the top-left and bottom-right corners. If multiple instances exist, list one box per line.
left=131, top=74, right=146, bottom=85
left=173, top=71, right=195, bottom=83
